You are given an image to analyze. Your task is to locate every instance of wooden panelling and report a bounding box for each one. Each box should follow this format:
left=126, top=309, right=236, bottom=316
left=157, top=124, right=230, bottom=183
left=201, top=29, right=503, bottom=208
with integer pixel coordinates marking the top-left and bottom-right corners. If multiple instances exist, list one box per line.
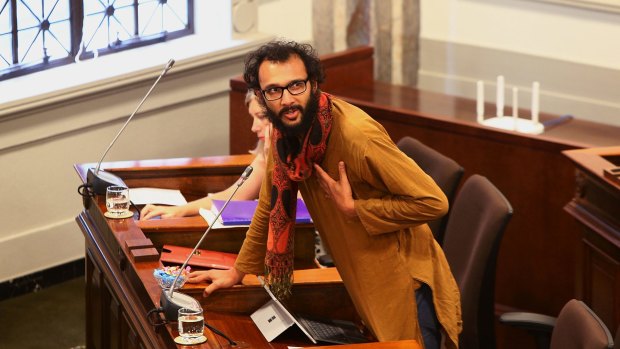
left=564, top=146, right=620, bottom=332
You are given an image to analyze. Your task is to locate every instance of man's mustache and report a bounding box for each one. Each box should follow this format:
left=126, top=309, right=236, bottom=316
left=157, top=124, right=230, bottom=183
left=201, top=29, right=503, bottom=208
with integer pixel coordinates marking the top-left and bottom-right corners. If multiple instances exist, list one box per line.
left=279, top=105, right=303, bottom=118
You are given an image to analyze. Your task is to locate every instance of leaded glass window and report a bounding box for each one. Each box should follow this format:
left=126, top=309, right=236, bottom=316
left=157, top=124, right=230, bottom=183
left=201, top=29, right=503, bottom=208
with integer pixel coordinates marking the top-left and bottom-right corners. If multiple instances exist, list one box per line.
left=0, top=0, right=194, bottom=81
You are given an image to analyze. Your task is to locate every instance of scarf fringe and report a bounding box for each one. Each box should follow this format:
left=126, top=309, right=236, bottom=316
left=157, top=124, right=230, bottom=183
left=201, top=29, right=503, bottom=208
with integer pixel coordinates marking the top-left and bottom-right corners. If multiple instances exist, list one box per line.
left=265, top=261, right=294, bottom=300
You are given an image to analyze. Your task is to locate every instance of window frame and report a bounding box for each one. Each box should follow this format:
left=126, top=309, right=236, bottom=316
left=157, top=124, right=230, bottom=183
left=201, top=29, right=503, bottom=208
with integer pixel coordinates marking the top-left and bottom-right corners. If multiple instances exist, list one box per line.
left=0, top=0, right=194, bottom=81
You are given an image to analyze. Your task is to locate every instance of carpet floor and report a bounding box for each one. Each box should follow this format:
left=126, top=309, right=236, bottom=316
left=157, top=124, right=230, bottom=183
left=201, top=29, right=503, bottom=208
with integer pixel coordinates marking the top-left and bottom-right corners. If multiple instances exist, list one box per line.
left=0, top=277, right=85, bottom=349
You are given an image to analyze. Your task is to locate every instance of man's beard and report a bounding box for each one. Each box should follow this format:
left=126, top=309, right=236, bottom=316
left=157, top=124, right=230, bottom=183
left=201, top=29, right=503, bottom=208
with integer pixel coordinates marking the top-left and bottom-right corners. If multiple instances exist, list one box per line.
left=267, top=91, right=319, bottom=137
left=266, top=91, right=320, bottom=158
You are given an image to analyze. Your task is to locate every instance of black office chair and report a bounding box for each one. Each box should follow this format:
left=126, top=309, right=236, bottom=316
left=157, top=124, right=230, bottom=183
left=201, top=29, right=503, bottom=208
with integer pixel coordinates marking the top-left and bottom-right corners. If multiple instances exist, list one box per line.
left=500, top=299, right=614, bottom=349
left=442, top=174, right=513, bottom=349
left=396, top=136, right=464, bottom=244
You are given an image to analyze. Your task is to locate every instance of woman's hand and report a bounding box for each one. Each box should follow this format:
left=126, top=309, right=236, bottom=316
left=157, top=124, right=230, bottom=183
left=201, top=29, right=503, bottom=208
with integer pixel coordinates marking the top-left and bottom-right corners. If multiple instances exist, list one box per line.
left=139, top=204, right=185, bottom=220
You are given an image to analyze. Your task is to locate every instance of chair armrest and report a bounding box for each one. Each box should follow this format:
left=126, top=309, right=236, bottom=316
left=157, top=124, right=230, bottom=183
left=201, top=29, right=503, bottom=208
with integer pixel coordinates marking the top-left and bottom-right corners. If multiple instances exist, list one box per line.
left=499, top=311, right=557, bottom=332
left=499, top=312, right=557, bottom=349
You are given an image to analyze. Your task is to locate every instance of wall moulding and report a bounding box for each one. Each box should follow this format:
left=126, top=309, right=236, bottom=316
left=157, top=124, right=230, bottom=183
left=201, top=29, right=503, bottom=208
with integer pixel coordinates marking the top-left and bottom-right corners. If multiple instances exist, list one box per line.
left=529, top=0, right=620, bottom=14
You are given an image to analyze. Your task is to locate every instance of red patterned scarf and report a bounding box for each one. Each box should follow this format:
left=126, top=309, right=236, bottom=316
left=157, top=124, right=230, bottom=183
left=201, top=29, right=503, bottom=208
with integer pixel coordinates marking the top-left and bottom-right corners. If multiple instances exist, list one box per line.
left=266, top=92, right=332, bottom=299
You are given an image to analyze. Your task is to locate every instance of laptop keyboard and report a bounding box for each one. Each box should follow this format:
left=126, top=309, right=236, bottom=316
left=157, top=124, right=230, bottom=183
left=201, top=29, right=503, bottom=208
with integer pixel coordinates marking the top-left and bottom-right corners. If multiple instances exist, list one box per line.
left=298, top=317, right=345, bottom=339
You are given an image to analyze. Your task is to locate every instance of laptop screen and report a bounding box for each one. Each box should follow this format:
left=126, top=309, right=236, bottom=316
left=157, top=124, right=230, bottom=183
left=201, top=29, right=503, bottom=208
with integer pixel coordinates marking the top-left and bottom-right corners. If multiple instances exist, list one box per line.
left=255, top=276, right=370, bottom=345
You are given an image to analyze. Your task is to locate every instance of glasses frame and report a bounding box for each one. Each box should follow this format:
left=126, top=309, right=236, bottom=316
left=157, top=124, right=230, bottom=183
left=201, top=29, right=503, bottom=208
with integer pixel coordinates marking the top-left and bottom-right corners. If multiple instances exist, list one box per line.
left=261, top=78, right=309, bottom=101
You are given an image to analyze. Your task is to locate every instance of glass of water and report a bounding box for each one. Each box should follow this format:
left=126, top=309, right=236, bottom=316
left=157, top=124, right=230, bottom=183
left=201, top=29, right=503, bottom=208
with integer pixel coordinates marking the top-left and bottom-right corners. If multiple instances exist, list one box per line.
left=105, top=186, right=130, bottom=218
left=178, top=307, right=204, bottom=339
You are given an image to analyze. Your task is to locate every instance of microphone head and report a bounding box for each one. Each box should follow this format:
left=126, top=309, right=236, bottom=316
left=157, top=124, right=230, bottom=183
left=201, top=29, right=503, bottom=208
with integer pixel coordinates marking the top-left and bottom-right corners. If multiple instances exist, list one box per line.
left=241, top=166, right=253, bottom=179
left=165, top=59, right=175, bottom=72
left=236, top=166, right=253, bottom=187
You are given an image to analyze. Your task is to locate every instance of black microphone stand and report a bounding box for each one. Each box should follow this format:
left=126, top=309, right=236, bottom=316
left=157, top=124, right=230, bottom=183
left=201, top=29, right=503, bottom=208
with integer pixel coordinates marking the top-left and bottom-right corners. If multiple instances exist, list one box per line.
left=157, top=166, right=253, bottom=345
left=86, top=59, right=175, bottom=194
left=158, top=166, right=254, bottom=346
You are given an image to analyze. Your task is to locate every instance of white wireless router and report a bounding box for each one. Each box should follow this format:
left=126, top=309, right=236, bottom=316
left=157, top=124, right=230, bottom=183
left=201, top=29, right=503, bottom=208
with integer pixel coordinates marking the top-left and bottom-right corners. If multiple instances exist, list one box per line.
left=477, top=76, right=544, bottom=135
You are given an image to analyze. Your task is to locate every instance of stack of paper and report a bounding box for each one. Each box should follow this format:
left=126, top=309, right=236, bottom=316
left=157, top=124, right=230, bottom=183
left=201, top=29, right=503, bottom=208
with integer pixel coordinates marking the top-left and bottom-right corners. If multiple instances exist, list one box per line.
left=128, top=187, right=187, bottom=206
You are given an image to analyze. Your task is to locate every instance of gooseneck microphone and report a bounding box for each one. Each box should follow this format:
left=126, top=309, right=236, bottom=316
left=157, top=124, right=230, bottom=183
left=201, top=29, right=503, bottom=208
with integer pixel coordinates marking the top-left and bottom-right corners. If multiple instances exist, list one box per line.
left=159, top=166, right=254, bottom=321
left=86, top=59, right=175, bottom=194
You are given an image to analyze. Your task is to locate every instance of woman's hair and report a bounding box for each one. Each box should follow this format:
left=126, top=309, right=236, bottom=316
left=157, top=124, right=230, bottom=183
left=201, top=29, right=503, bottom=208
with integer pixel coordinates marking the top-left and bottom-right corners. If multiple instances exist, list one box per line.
left=245, top=88, right=266, bottom=156
left=243, top=40, right=325, bottom=91
left=244, top=89, right=255, bottom=107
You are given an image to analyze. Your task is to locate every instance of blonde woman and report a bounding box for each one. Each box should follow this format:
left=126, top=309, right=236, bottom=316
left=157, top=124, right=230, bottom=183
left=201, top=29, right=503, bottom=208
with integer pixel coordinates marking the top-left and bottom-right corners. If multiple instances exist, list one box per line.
left=140, top=90, right=271, bottom=220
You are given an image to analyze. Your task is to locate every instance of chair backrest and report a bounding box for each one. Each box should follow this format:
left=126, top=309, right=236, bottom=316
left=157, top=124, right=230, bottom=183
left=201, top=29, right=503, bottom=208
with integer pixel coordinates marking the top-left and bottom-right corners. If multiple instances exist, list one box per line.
left=442, top=174, right=513, bottom=349
left=396, top=136, right=464, bottom=244
left=551, top=299, right=614, bottom=349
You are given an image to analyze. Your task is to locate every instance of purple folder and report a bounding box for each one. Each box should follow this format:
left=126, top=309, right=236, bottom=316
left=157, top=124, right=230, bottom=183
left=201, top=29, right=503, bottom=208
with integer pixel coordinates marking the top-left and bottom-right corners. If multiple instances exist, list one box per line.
left=211, top=198, right=313, bottom=226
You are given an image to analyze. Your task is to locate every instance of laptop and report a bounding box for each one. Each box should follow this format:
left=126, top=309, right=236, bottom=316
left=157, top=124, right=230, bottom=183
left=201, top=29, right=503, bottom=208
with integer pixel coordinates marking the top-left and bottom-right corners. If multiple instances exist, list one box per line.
left=251, top=276, right=370, bottom=345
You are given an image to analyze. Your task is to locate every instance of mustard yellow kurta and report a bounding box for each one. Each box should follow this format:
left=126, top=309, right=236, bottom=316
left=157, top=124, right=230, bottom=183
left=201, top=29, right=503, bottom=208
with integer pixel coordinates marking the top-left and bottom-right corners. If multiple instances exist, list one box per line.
left=234, top=97, right=462, bottom=348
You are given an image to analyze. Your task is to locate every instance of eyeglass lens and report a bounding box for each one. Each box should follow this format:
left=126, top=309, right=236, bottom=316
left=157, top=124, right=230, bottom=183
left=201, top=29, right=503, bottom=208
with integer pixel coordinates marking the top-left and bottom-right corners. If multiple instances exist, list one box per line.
left=263, top=79, right=308, bottom=101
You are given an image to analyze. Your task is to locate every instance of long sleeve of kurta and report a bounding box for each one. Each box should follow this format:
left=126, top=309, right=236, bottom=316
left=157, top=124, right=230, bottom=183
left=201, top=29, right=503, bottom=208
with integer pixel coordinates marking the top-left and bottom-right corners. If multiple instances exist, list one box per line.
left=233, top=154, right=274, bottom=275
left=352, top=135, right=449, bottom=235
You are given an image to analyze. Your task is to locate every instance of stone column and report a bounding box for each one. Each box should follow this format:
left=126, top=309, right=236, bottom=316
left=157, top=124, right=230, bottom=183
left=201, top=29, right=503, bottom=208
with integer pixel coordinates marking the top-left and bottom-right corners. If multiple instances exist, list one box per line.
left=312, top=0, right=420, bottom=87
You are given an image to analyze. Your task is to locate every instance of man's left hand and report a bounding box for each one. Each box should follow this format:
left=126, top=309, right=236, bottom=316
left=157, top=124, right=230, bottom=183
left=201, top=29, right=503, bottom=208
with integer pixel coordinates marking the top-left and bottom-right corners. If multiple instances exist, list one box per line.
left=313, top=161, right=357, bottom=219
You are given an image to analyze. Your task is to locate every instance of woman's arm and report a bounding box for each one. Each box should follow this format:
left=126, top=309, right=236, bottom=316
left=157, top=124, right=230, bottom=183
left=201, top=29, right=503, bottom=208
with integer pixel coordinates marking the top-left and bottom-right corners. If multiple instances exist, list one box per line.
left=140, top=153, right=267, bottom=220
left=208, top=151, right=266, bottom=203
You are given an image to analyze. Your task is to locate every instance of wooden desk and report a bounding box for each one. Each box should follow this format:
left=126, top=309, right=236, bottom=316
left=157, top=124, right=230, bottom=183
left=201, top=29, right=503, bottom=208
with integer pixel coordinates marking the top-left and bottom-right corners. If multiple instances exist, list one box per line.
left=76, top=155, right=317, bottom=268
left=229, top=46, right=620, bottom=349
left=74, top=155, right=381, bottom=349
left=307, top=340, right=421, bottom=349
left=563, top=146, right=620, bottom=332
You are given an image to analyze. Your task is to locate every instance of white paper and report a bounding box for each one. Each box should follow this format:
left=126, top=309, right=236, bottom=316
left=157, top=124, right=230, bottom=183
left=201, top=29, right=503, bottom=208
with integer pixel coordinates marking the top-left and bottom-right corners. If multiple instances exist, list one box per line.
left=250, top=299, right=295, bottom=342
left=198, top=207, right=248, bottom=229
left=128, top=187, right=187, bottom=206
left=199, top=208, right=219, bottom=227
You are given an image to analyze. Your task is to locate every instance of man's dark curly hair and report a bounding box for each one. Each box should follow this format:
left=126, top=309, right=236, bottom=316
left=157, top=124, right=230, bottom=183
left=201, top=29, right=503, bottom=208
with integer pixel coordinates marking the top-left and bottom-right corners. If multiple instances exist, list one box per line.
left=243, top=40, right=325, bottom=91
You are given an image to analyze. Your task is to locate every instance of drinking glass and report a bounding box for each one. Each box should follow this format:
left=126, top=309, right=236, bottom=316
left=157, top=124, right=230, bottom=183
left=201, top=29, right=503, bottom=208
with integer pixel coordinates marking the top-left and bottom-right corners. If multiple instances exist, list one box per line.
left=105, top=186, right=130, bottom=217
left=178, top=307, right=205, bottom=339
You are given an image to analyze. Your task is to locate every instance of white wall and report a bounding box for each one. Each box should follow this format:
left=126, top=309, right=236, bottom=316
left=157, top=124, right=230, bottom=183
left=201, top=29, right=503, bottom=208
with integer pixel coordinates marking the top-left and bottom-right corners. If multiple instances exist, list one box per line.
left=257, top=0, right=313, bottom=42
left=419, top=0, right=620, bottom=125
left=260, top=0, right=620, bottom=125
left=0, top=54, right=244, bottom=282
left=422, top=0, right=620, bottom=69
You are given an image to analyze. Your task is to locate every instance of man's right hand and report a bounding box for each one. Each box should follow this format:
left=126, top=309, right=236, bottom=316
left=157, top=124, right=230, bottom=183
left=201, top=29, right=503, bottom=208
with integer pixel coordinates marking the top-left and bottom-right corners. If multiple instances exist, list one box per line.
left=187, top=268, right=246, bottom=297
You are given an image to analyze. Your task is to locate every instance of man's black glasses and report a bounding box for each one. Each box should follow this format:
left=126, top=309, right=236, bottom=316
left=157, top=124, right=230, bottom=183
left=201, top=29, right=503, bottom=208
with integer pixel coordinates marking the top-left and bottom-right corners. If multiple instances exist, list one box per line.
left=261, top=78, right=309, bottom=101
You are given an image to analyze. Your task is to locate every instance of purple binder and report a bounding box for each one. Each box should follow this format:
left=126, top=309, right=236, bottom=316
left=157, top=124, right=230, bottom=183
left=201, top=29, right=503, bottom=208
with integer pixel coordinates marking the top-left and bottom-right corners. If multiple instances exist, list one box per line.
left=211, top=199, right=312, bottom=226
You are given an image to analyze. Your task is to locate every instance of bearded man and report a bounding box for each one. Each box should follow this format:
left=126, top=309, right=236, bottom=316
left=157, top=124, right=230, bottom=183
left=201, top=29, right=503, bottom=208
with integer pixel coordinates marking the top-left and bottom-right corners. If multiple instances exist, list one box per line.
left=188, top=40, right=462, bottom=349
